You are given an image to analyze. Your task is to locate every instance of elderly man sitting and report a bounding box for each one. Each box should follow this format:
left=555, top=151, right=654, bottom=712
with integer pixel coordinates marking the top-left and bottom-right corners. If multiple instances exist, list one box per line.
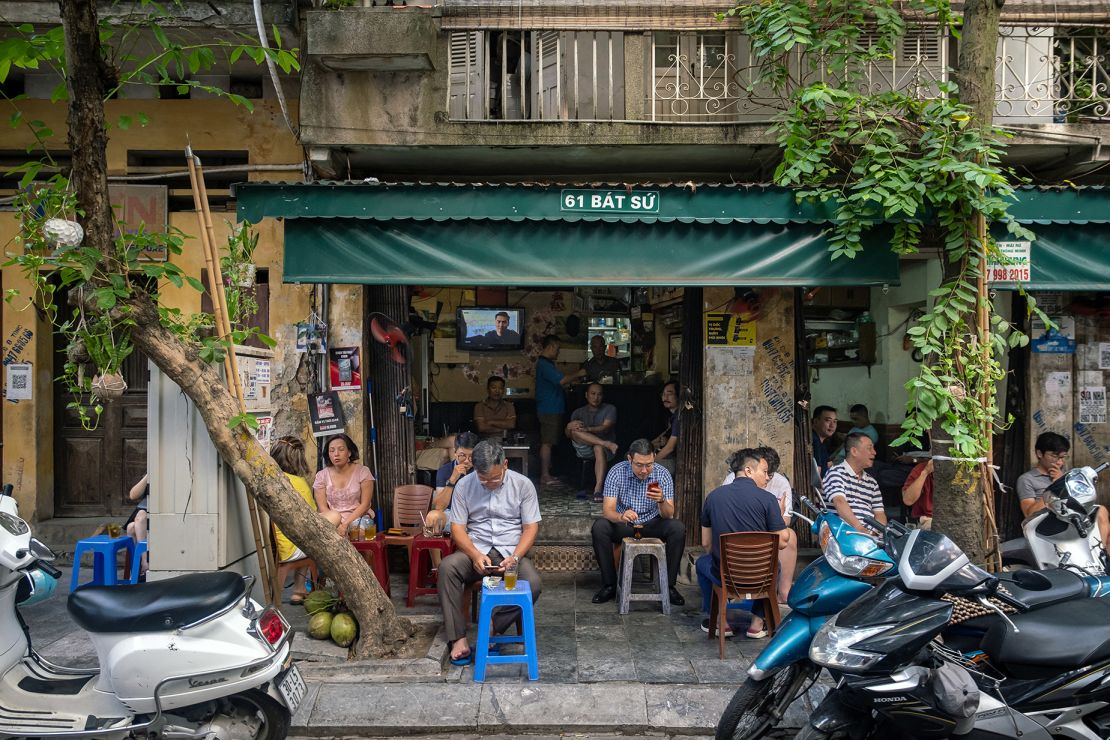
left=565, top=382, right=618, bottom=502
left=438, top=440, right=542, bottom=666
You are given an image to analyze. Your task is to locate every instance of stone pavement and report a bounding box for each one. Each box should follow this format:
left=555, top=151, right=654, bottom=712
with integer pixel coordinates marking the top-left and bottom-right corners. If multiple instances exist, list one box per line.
left=23, top=566, right=826, bottom=737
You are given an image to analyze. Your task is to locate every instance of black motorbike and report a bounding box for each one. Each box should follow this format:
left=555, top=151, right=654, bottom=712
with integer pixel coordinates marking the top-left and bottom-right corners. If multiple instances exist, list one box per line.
left=800, top=518, right=1110, bottom=739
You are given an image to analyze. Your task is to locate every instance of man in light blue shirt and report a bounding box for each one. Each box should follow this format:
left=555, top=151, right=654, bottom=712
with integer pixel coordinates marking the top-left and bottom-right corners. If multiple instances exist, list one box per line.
left=440, top=440, right=542, bottom=665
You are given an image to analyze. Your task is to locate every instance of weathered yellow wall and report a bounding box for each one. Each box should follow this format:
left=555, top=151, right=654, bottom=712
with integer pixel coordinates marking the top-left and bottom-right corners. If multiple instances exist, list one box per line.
left=0, top=98, right=302, bottom=521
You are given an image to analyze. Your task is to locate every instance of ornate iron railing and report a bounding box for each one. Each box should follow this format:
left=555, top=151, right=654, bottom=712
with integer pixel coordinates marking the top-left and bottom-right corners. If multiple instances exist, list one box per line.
left=996, top=27, right=1110, bottom=122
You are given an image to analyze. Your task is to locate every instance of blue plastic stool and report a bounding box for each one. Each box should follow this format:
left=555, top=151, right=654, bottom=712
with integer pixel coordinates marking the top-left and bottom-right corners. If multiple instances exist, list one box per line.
left=71, top=535, right=134, bottom=590
left=473, top=580, right=539, bottom=682
left=128, top=540, right=147, bottom=584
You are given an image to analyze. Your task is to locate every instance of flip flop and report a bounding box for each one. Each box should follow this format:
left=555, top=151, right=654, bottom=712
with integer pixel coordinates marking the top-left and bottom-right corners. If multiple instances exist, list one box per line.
left=746, top=628, right=768, bottom=639
left=289, top=594, right=306, bottom=606
left=449, top=651, right=472, bottom=666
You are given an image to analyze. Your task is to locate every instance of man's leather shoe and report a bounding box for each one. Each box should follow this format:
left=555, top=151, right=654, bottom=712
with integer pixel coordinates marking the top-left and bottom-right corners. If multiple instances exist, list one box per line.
left=592, top=586, right=616, bottom=604
left=669, top=587, right=686, bottom=606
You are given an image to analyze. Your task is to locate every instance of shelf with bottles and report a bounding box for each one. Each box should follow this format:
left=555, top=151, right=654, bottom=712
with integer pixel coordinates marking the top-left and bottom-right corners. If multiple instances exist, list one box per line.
left=805, top=315, right=876, bottom=367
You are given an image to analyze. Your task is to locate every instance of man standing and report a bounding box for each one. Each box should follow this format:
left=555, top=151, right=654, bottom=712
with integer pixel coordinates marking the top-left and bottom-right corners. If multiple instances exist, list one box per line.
left=566, top=382, right=619, bottom=502
left=823, top=433, right=887, bottom=533
left=811, top=405, right=838, bottom=477
left=474, top=376, right=516, bottom=440
left=535, top=335, right=586, bottom=485
left=483, top=311, right=521, bottom=345
left=590, top=439, right=686, bottom=606
left=583, top=334, right=620, bottom=382
left=439, top=441, right=542, bottom=665
left=698, top=448, right=792, bottom=638
left=651, top=381, right=681, bottom=473
left=425, top=431, right=479, bottom=534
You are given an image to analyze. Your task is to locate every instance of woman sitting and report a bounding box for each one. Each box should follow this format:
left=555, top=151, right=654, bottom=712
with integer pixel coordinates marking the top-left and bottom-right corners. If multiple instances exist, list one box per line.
left=272, top=436, right=339, bottom=604
left=313, top=433, right=375, bottom=540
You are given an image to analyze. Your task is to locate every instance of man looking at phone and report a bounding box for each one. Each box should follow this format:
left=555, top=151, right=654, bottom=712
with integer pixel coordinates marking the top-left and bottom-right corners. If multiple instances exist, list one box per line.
left=589, top=438, right=686, bottom=606
left=425, top=431, right=480, bottom=535
left=439, top=440, right=542, bottom=665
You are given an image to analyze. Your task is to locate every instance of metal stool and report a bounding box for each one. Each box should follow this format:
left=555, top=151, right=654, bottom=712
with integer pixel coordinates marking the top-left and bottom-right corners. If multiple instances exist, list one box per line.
left=71, top=535, right=134, bottom=590
left=408, top=534, right=454, bottom=607
left=617, top=537, right=670, bottom=615
left=473, top=580, right=539, bottom=682
left=353, top=536, right=390, bottom=596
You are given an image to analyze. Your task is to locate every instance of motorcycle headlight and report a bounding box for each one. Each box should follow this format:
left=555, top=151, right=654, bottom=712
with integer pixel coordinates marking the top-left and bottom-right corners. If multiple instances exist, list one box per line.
left=823, top=530, right=894, bottom=578
left=809, top=619, right=890, bottom=671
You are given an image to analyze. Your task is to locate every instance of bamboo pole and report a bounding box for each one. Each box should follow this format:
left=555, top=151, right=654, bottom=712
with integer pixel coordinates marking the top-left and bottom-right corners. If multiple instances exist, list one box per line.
left=186, top=147, right=277, bottom=604
left=975, top=212, right=1002, bottom=572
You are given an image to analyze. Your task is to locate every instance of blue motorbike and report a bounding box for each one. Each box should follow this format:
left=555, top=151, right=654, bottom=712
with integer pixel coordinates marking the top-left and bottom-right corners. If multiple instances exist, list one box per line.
left=715, top=497, right=895, bottom=740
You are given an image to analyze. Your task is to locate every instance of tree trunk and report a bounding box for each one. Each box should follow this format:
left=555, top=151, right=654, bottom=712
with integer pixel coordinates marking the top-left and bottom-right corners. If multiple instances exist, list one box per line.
left=61, top=0, right=412, bottom=658
left=675, top=288, right=704, bottom=544
left=930, top=0, right=1003, bottom=566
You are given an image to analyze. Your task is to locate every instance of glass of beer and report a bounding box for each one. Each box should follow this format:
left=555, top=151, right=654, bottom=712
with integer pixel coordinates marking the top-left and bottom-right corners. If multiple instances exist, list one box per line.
left=504, top=561, right=519, bottom=591
left=106, top=523, right=122, bottom=539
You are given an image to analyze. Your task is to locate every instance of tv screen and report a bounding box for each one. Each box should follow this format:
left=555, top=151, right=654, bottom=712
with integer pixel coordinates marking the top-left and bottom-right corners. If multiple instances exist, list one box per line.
left=456, top=307, right=525, bottom=351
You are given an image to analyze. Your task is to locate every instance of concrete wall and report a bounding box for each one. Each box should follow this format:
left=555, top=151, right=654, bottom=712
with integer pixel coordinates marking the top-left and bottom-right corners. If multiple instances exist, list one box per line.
left=0, top=98, right=304, bottom=522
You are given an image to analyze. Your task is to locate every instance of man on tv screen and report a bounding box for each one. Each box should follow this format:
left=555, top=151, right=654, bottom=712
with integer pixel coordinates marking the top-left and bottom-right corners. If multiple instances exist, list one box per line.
left=483, top=311, right=521, bottom=345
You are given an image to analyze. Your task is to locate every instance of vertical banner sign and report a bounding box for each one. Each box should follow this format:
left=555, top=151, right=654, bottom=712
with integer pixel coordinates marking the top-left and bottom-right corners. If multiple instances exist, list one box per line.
left=308, top=391, right=346, bottom=437
left=329, top=346, right=363, bottom=392
left=986, top=241, right=1031, bottom=283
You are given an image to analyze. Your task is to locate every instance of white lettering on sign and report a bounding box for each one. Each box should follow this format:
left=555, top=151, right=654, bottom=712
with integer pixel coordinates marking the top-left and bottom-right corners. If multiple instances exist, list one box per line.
left=987, top=241, right=1031, bottom=283
left=561, top=189, right=660, bottom=214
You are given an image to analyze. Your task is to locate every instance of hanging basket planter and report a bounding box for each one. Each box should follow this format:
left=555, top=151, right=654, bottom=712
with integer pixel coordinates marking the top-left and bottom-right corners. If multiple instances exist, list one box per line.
left=42, top=218, right=84, bottom=249
left=235, top=263, right=257, bottom=289
left=91, top=373, right=127, bottom=402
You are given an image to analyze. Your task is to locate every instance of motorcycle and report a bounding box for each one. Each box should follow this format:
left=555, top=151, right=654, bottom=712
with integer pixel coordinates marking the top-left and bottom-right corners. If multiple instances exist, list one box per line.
left=1000, top=462, right=1109, bottom=574
left=803, top=516, right=1110, bottom=739
left=0, top=484, right=303, bottom=739
left=715, top=496, right=896, bottom=740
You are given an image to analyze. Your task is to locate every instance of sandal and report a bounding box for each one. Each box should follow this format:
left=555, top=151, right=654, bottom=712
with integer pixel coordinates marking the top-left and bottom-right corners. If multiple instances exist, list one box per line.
left=449, top=650, right=472, bottom=666
left=745, top=628, right=768, bottom=639
left=289, top=593, right=306, bottom=606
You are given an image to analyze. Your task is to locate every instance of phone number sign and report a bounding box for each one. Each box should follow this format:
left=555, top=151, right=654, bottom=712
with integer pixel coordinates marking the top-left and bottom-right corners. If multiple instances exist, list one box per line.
left=560, top=189, right=659, bottom=214
left=987, top=241, right=1031, bottom=283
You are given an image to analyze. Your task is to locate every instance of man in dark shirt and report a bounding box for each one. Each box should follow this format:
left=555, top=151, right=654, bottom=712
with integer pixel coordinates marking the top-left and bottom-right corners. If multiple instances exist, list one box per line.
left=482, top=311, right=521, bottom=345
left=426, top=432, right=480, bottom=534
left=697, top=448, right=791, bottom=638
left=811, top=405, right=837, bottom=478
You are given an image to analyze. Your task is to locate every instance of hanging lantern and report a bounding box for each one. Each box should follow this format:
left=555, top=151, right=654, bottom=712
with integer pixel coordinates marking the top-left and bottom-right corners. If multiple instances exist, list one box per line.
left=43, top=218, right=84, bottom=248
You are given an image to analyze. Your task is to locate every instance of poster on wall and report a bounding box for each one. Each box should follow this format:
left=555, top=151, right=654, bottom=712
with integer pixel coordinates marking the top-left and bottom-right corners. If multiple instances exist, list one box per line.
left=329, top=346, right=363, bottom=391
left=1100, top=343, right=1110, bottom=370
left=705, top=313, right=756, bottom=346
left=1080, top=386, right=1107, bottom=425
left=5, top=363, right=31, bottom=401
left=308, top=391, right=346, bottom=437
left=1030, top=316, right=1076, bottom=354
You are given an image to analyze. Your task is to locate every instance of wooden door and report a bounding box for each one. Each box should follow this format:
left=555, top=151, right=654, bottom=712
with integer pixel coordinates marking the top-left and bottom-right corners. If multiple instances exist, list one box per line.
left=54, top=338, right=148, bottom=517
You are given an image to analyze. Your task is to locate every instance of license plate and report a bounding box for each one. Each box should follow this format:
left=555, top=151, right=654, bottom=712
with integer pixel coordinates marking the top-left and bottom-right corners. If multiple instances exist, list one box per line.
left=277, top=664, right=306, bottom=713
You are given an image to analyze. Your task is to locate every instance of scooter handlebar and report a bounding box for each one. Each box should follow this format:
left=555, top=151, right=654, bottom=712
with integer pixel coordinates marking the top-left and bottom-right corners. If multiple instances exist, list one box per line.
left=35, top=560, right=61, bottom=580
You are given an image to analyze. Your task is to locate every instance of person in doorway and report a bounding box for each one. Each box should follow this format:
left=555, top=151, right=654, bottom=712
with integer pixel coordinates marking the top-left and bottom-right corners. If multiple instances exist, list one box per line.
left=482, top=311, right=521, bottom=345
left=902, top=458, right=934, bottom=529
left=811, top=405, right=838, bottom=478
left=823, top=433, right=887, bottom=533
left=1016, top=431, right=1110, bottom=551
left=566, top=382, right=619, bottom=502
left=590, top=439, right=686, bottom=606
left=125, top=473, right=150, bottom=578
left=832, top=404, right=880, bottom=463
left=698, top=448, right=792, bottom=638
left=583, top=334, right=620, bottom=382
left=439, top=440, right=542, bottom=666
left=313, top=433, right=375, bottom=539
left=426, top=431, right=479, bottom=535
left=474, top=376, right=516, bottom=440
left=271, top=436, right=339, bottom=604
left=651, top=380, right=681, bottom=474
left=535, top=335, right=586, bottom=485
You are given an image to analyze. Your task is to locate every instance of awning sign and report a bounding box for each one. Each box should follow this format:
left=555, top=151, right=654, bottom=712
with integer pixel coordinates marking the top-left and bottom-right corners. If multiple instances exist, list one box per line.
left=561, top=189, right=659, bottom=214
left=987, top=241, right=1031, bottom=283
left=705, top=313, right=756, bottom=346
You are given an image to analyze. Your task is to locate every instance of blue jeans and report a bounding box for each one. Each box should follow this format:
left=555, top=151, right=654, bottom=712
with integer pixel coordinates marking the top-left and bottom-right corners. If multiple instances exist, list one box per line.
left=696, top=553, right=758, bottom=617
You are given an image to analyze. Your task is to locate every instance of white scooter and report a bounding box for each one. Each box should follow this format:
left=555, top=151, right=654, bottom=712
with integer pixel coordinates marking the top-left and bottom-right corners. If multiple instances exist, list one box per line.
left=0, top=484, right=304, bottom=739
left=1001, top=462, right=1110, bottom=576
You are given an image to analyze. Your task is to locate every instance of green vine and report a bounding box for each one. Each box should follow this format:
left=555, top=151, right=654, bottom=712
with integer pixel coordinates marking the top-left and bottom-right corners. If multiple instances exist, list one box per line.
left=727, top=0, right=1049, bottom=464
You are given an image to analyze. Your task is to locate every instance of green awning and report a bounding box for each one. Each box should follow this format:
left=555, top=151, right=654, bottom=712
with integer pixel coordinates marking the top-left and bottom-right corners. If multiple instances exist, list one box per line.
left=282, top=218, right=898, bottom=286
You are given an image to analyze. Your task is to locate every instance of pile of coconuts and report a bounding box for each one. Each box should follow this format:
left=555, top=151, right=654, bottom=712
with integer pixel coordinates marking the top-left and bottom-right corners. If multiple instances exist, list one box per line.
left=303, top=589, right=358, bottom=648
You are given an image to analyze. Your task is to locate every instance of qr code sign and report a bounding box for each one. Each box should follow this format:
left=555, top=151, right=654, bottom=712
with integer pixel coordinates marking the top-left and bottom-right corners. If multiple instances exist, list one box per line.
left=10, top=375, right=27, bottom=391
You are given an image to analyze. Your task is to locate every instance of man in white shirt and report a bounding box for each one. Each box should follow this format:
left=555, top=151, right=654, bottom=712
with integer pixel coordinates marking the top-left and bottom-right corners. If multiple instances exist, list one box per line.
left=823, top=433, right=887, bottom=533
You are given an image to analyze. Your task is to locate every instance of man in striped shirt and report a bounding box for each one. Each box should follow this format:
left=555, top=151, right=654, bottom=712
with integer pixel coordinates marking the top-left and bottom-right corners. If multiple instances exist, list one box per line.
left=823, top=433, right=887, bottom=533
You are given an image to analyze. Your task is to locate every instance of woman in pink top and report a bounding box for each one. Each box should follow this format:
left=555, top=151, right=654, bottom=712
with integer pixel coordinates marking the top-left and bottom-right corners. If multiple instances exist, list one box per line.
left=313, top=433, right=375, bottom=538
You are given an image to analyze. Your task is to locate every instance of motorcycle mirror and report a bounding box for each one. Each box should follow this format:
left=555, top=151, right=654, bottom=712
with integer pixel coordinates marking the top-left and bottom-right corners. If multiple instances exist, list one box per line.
left=28, top=539, right=55, bottom=562
left=1047, top=474, right=1068, bottom=497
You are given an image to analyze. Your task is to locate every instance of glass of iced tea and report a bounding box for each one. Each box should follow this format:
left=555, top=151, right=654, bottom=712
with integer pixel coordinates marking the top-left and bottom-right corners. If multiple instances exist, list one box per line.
left=106, top=523, right=122, bottom=539
left=504, top=561, right=518, bottom=591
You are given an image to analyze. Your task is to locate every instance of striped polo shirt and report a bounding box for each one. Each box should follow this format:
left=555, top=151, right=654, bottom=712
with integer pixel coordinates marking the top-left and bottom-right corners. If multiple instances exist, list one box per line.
left=823, top=461, right=884, bottom=524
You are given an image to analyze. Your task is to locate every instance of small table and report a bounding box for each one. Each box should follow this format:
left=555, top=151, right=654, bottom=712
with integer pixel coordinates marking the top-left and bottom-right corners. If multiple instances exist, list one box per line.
left=503, top=445, right=530, bottom=478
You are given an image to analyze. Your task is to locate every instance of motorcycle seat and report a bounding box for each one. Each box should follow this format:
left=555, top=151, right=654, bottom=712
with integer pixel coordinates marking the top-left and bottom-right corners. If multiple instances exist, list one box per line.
left=67, top=571, right=246, bottom=633
left=995, top=568, right=1089, bottom=610
left=981, top=598, right=1110, bottom=668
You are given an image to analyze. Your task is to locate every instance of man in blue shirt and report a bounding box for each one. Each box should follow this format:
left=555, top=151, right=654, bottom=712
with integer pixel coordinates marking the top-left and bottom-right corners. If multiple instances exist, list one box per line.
left=535, top=335, right=586, bottom=485
left=589, top=438, right=687, bottom=605
left=425, top=431, right=479, bottom=535
left=698, top=448, right=791, bottom=638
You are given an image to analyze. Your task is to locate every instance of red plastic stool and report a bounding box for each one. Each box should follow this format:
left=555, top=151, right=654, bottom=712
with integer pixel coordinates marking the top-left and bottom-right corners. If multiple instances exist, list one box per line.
left=408, top=534, right=454, bottom=607
left=353, top=536, right=390, bottom=597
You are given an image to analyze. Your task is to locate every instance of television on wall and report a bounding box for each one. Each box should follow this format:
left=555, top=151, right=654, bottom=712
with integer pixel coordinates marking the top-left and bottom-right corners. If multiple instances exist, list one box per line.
left=456, top=307, right=526, bottom=351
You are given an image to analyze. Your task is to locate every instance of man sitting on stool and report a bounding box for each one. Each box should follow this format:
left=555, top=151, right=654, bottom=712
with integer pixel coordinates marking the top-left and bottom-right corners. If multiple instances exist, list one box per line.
left=439, top=440, right=542, bottom=665
left=566, top=382, right=619, bottom=502
left=590, top=438, right=686, bottom=606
